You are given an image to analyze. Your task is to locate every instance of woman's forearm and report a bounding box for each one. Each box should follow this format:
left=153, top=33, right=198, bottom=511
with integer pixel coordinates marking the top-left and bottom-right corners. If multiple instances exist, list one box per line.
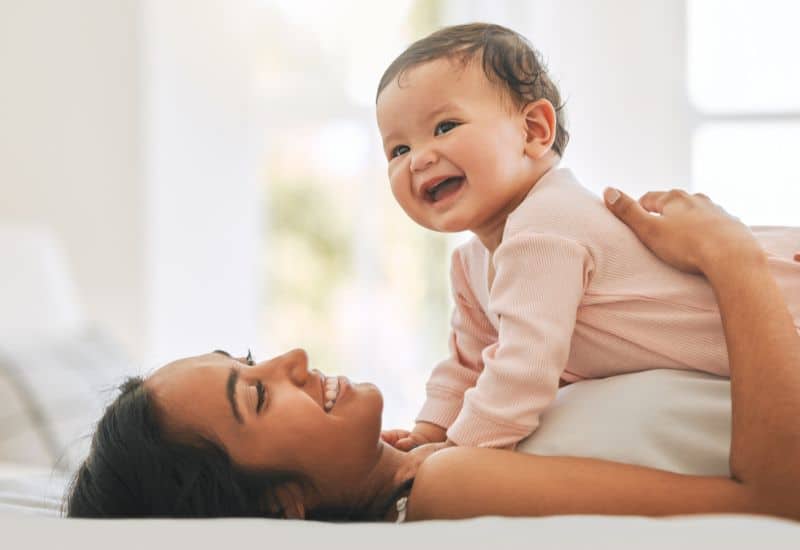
left=702, top=248, right=800, bottom=503
left=602, top=188, right=800, bottom=508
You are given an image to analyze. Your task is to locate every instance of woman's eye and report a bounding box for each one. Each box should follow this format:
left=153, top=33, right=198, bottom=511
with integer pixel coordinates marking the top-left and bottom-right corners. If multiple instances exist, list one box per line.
left=390, top=144, right=410, bottom=159
left=255, top=380, right=266, bottom=413
left=434, top=120, right=458, bottom=136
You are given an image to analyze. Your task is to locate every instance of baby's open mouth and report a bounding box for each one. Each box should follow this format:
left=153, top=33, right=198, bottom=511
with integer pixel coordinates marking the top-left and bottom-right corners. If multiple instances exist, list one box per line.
left=426, top=177, right=465, bottom=202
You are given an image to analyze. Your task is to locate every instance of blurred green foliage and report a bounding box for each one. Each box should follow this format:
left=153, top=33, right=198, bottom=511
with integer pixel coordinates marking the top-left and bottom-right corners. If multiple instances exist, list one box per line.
left=260, top=0, right=451, bottom=379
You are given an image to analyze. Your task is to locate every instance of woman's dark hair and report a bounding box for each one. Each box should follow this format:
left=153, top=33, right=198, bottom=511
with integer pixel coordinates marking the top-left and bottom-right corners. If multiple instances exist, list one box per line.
left=377, top=22, right=569, bottom=157
left=64, top=376, right=291, bottom=518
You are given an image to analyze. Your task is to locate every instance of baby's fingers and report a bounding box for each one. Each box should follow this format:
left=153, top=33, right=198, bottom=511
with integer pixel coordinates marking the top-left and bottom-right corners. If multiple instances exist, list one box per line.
left=381, top=429, right=411, bottom=447
left=395, top=437, right=420, bottom=452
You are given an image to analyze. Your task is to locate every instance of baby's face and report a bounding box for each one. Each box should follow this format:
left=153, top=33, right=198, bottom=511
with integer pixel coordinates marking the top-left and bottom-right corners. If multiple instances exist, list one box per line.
left=376, top=58, right=541, bottom=235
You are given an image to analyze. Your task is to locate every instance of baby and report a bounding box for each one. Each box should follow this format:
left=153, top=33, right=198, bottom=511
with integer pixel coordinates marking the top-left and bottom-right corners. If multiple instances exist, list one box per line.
left=375, top=23, right=800, bottom=450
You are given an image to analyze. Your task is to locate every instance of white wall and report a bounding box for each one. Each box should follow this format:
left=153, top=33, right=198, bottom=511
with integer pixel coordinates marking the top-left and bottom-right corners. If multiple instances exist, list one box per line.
left=0, top=0, right=145, bottom=353
left=142, top=0, right=263, bottom=367
left=0, top=0, right=263, bottom=367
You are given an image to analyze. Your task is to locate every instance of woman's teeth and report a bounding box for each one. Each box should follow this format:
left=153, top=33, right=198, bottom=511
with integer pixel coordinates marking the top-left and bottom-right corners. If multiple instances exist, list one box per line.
left=324, top=377, right=339, bottom=412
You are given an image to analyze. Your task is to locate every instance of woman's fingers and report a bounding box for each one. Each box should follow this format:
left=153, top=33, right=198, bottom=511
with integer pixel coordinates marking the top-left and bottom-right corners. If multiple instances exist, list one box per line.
left=639, top=189, right=693, bottom=214
left=605, top=186, right=761, bottom=274
left=604, top=187, right=660, bottom=244
left=638, top=191, right=668, bottom=213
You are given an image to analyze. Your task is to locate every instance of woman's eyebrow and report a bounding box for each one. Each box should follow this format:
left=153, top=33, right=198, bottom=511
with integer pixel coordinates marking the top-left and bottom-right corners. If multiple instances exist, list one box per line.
left=226, top=367, right=243, bottom=424
left=213, top=349, right=232, bottom=358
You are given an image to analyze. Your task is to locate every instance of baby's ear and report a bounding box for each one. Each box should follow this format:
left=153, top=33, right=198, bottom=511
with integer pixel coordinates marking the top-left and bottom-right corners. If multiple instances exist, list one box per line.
left=521, top=98, right=557, bottom=159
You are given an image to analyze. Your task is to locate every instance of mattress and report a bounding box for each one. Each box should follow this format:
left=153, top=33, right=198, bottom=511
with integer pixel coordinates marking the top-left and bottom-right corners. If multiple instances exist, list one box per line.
left=2, top=462, right=798, bottom=549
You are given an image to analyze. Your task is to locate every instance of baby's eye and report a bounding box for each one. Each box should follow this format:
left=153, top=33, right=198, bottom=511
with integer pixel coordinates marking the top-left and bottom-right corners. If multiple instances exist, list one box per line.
left=390, top=144, right=410, bottom=159
left=434, top=120, right=459, bottom=136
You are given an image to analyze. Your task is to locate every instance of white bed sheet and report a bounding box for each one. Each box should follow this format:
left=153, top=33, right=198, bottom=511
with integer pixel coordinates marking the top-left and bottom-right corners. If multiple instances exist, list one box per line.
left=0, top=463, right=69, bottom=516
left=1, top=513, right=798, bottom=549
left=2, top=462, right=799, bottom=549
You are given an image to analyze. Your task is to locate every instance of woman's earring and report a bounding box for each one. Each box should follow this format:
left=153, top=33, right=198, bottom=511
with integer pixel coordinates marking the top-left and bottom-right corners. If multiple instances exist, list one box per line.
left=246, top=349, right=254, bottom=365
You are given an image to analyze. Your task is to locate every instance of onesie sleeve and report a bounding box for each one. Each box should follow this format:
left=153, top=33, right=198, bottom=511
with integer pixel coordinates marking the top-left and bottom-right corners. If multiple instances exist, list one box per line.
left=415, top=248, right=496, bottom=430
left=446, top=232, right=594, bottom=448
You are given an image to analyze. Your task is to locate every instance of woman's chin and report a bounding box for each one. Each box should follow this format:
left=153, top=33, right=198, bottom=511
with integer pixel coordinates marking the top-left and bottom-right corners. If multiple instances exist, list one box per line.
left=361, top=383, right=384, bottom=440
left=364, top=382, right=384, bottom=418
left=355, top=381, right=383, bottom=406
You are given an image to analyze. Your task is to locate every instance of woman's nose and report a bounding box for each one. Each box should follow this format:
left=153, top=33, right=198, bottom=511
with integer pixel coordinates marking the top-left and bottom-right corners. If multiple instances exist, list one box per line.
left=283, top=348, right=310, bottom=384
left=251, top=348, right=309, bottom=383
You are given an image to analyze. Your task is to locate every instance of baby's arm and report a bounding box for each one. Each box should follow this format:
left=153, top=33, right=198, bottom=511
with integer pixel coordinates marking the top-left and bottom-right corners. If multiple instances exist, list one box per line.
left=446, top=233, right=593, bottom=448
left=399, top=249, right=497, bottom=448
left=382, top=422, right=448, bottom=451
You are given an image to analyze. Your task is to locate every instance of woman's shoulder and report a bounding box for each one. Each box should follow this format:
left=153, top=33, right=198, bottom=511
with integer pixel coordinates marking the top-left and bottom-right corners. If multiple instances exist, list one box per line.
left=407, top=447, right=525, bottom=520
left=406, top=447, right=475, bottom=520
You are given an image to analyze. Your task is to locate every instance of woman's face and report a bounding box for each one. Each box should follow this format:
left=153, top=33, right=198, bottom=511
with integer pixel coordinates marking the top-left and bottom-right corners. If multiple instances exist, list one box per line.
left=146, top=349, right=385, bottom=493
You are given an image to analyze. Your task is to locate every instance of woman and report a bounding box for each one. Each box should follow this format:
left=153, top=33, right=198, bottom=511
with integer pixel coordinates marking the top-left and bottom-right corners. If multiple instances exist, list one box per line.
left=65, top=188, right=800, bottom=521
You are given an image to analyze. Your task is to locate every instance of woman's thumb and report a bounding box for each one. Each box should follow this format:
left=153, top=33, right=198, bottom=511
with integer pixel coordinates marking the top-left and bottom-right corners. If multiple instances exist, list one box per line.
left=603, top=187, right=654, bottom=236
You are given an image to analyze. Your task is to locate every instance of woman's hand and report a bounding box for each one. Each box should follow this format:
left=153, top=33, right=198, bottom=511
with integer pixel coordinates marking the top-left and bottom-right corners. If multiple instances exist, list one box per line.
left=603, top=187, right=763, bottom=275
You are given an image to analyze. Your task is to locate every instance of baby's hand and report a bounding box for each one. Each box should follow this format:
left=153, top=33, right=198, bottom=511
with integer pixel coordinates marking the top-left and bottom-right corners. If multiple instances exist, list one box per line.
left=381, top=428, right=413, bottom=448
left=382, top=421, right=447, bottom=451
left=381, top=429, right=433, bottom=451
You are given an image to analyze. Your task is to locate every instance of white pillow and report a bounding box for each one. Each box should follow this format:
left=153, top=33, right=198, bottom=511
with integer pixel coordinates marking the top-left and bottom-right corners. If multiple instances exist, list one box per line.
left=516, top=369, right=731, bottom=476
left=0, top=326, right=132, bottom=472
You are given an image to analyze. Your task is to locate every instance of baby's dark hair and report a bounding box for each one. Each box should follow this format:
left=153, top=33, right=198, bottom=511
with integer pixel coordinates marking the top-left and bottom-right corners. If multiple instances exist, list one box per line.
left=377, top=22, right=569, bottom=157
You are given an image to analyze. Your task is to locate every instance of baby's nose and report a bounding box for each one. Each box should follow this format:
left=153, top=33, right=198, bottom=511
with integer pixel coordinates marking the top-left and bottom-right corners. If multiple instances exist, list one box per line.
left=410, top=147, right=437, bottom=172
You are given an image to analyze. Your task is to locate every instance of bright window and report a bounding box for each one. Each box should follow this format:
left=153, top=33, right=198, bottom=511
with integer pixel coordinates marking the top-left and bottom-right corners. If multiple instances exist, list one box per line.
left=688, top=0, right=800, bottom=225
left=259, top=1, right=450, bottom=428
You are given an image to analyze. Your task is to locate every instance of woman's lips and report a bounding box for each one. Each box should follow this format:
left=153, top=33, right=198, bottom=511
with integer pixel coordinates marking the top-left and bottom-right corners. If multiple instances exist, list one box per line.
left=323, top=376, right=350, bottom=413
left=334, top=376, right=350, bottom=408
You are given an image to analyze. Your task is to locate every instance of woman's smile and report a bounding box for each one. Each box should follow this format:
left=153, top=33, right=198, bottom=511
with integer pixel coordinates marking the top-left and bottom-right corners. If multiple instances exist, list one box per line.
left=323, top=375, right=340, bottom=412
